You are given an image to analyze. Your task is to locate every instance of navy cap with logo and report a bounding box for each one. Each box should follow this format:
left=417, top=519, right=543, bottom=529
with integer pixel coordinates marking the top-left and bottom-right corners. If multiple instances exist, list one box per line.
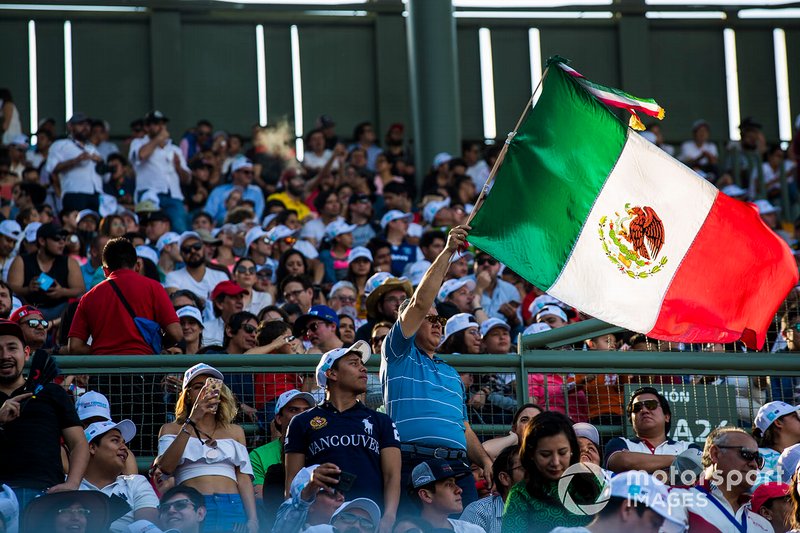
left=410, top=459, right=468, bottom=490
left=293, top=305, right=340, bottom=337
left=144, top=110, right=169, bottom=124
left=36, top=223, right=68, bottom=241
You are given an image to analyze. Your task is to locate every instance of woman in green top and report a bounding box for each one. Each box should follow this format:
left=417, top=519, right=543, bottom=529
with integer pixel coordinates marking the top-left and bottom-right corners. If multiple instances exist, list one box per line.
left=502, top=411, right=598, bottom=532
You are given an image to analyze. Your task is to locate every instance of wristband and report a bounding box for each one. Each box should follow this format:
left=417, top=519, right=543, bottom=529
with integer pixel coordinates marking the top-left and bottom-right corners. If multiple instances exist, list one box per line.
left=472, top=307, right=483, bottom=312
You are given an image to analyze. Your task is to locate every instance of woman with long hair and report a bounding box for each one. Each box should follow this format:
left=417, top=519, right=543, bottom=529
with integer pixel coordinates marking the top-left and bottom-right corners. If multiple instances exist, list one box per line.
left=157, top=363, right=258, bottom=533
left=233, top=257, right=273, bottom=315
left=0, top=88, right=22, bottom=145
left=345, top=246, right=374, bottom=319
left=98, top=214, right=126, bottom=237
left=319, top=221, right=355, bottom=283
left=275, top=249, right=309, bottom=290
left=177, top=306, right=204, bottom=355
left=502, top=411, right=597, bottom=532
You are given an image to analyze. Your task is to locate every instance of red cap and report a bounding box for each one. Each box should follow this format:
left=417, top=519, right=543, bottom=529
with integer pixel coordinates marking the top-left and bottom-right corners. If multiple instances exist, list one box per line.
left=389, top=123, right=404, bottom=132
left=0, top=319, right=26, bottom=344
left=10, top=305, right=42, bottom=324
left=211, top=281, right=249, bottom=301
left=751, top=482, right=790, bottom=513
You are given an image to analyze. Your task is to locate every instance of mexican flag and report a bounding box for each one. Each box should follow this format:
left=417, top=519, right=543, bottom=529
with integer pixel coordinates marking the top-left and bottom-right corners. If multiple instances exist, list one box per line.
left=469, top=59, right=798, bottom=349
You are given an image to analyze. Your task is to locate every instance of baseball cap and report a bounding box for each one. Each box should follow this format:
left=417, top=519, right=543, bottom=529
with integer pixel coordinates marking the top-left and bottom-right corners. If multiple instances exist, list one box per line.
left=573, top=422, right=600, bottom=447
left=290, top=464, right=319, bottom=499
left=380, top=210, right=413, bottom=230
left=316, top=114, right=335, bottom=128
left=315, top=340, right=371, bottom=387
left=156, top=232, right=180, bottom=253
left=778, top=443, right=800, bottom=483
left=329, top=281, right=357, bottom=300
left=0, top=319, right=25, bottom=344
left=0, top=485, right=18, bottom=533
left=364, top=272, right=392, bottom=296
left=77, top=209, right=100, bottom=224
left=275, top=389, right=316, bottom=415
left=144, top=110, right=169, bottom=124
left=442, top=313, right=479, bottom=344
left=325, top=220, right=357, bottom=240
left=245, top=227, right=268, bottom=251
left=0, top=220, right=21, bottom=240
left=437, top=277, right=476, bottom=302
left=423, top=198, right=451, bottom=224
left=480, top=318, right=510, bottom=338
left=23, top=222, right=42, bottom=243
left=608, top=471, right=684, bottom=533
left=36, top=223, right=67, bottom=241
left=410, top=458, right=467, bottom=489
left=76, top=391, right=112, bottom=421
left=84, top=419, right=137, bottom=444
left=670, top=448, right=704, bottom=485
left=691, top=119, right=709, bottom=132
left=754, top=401, right=800, bottom=433
left=755, top=199, right=780, bottom=215
left=293, top=239, right=319, bottom=260
left=408, top=222, right=423, bottom=239
left=262, top=213, right=278, bottom=228
left=9, top=134, right=28, bottom=148
left=432, top=152, right=452, bottom=168
left=722, top=184, right=747, bottom=198
left=528, top=294, right=568, bottom=317
left=182, top=363, right=224, bottom=390
left=751, top=482, right=790, bottom=513
left=406, top=260, right=431, bottom=286
left=67, top=112, right=90, bottom=125
left=9, top=304, right=42, bottom=324
left=176, top=306, right=204, bottom=327
left=523, top=322, right=551, bottom=336
left=348, top=246, right=373, bottom=265
left=135, top=245, right=159, bottom=266
left=211, top=280, right=249, bottom=301
left=536, top=305, right=568, bottom=323
left=268, top=225, right=297, bottom=242
left=178, top=231, right=202, bottom=248
left=231, top=158, right=253, bottom=173
left=331, top=498, right=381, bottom=529
left=294, top=305, right=340, bottom=338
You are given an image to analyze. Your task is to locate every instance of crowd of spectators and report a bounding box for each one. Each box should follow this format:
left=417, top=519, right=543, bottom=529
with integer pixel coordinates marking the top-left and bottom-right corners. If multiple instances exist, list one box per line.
left=0, top=101, right=800, bottom=532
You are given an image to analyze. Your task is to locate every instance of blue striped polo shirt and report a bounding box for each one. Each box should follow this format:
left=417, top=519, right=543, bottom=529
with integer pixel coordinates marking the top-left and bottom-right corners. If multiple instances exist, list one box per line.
left=380, top=320, right=467, bottom=450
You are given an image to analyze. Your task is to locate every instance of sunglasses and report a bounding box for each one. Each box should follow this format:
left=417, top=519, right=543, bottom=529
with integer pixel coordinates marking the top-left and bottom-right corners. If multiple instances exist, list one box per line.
left=632, top=399, right=660, bottom=413
left=235, top=266, right=257, bottom=274
left=57, top=508, right=91, bottom=516
left=371, top=335, right=386, bottom=345
left=240, top=324, right=257, bottom=334
left=424, top=315, right=448, bottom=327
left=158, top=499, right=196, bottom=514
left=335, top=295, right=356, bottom=304
left=47, top=235, right=67, bottom=243
left=281, top=236, right=297, bottom=246
left=305, top=322, right=326, bottom=334
left=181, top=242, right=204, bottom=254
left=23, top=318, right=49, bottom=329
left=477, top=257, right=498, bottom=266
left=717, top=446, right=765, bottom=469
left=336, top=511, right=375, bottom=530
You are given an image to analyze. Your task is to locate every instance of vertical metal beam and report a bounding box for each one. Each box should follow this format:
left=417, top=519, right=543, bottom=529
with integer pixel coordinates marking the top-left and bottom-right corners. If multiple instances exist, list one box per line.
left=617, top=13, right=652, bottom=98
left=374, top=12, right=412, bottom=144
left=149, top=10, right=183, bottom=124
left=407, top=0, right=461, bottom=195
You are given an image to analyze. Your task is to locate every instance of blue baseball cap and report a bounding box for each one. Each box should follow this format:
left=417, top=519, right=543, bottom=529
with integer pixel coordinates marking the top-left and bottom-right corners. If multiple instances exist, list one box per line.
left=293, top=305, right=340, bottom=337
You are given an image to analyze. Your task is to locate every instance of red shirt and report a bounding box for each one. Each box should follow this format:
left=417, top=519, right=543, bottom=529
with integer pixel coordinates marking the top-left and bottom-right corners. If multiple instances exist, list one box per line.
left=69, top=269, right=179, bottom=355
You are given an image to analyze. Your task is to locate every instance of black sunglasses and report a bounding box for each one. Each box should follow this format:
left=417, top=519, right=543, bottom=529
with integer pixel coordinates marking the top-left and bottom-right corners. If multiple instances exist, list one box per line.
left=181, top=242, right=204, bottom=254
left=716, top=446, right=765, bottom=469
left=632, top=399, right=660, bottom=413
left=476, top=257, right=498, bottom=266
left=158, top=498, right=195, bottom=514
left=23, top=318, right=49, bottom=329
left=424, top=315, right=448, bottom=327
left=235, top=266, right=257, bottom=274
left=240, top=324, right=257, bottom=334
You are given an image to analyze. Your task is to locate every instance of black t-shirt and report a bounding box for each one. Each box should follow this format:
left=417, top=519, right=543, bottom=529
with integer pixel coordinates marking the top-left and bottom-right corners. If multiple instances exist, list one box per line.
left=284, top=401, right=400, bottom=504
left=0, top=382, right=81, bottom=489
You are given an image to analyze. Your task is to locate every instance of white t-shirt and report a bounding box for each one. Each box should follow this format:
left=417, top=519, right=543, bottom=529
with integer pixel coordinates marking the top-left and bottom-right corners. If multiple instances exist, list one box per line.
left=467, top=160, right=491, bottom=191
left=164, top=267, right=229, bottom=303
left=246, top=290, right=273, bottom=316
left=129, top=136, right=189, bottom=199
left=678, top=141, right=718, bottom=166
left=302, top=149, right=339, bottom=172
left=449, top=518, right=487, bottom=533
left=79, top=475, right=158, bottom=533
left=45, top=138, right=104, bottom=197
left=202, top=316, right=225, bottom=347
left=0, top=101, right=22, bottom=145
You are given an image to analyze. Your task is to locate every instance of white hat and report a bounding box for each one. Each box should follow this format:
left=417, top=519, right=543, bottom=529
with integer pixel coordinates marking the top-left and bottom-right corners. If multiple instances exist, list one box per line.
left=293, top=239, right=319, bottom=260
left=290, top=464, right=319, bottom=499
left=24, top=222, right=42, bottom=243
left=755, top=199, right=780, bottom=215
left=329, top=281, right=356, bottom=300
left=98, top=193, right=119, bottom=218
left=76, top=391, right=112, bottom=421
left=408, top=222, right=423, bottom=239
left=536, top=305, right=567, bottom=323
left=325, top=220, right=357, bottom=240
left=437, top=277, right=476, bottom=303
left=755, top=401, right=800, bottom=433
left=424, top=198, right=451, bottom=224
left=364, top=272, right=392, bottom=296
left=380, top=210, right=413, bottom=230
left=176, top=306, right=204, bottom=327
left=528, top=294, right=567, bottom=317
left=608, top=471, right=684, bottom=533
left=135, top=245, right=159, bottom=265
left=262, top=212, right=278, bottom=228
left=331, top=498, right=382, bottom=529
left=316, top=340, right=371, bottom=387
left=156, top=231, right=180, bottom=253
left=0, top=220, right=21, bottom=240
left=9, top=134, right=29, bottom=148
left=231, top=158, right=253, bottom=173
left=573, top=422, right=600, bottom=446
left=523, top=322, right=551, bottom=336
left=442, top=313, right=479, bottom=344
left=84, top=419, right=137, bottom=444
left=275, top=389, right=316, bottom=415
left=480, top=317, right=510, bottom=338
left=267, top=225, right=296, bottom=242
left=77, top=209, right=100, bottom=224
left=722, top=184, right=747, bottom=198
left=0, top=484, right=19, bottom=533
left=406, top=260, right=431, bottom=286
left=245, top=226, right=268, bottom=251
left=178, top=231, right=202, bottom=248
left=348, top=246, right=373, bottom=265
left=432, top=152, right=452, bottom=168
left=182, top=363, right=224, bottom=390
left=778, top=443, right=800, bottom=483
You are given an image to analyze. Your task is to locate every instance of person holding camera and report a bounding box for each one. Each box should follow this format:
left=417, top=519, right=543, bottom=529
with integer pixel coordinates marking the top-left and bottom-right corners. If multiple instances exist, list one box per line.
left=284, top=341, right=401, bottom=532
left=44, top=112, right=104, bottom=212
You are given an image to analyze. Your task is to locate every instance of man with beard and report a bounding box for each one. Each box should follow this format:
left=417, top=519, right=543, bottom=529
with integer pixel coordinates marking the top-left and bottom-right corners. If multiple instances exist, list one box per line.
left=0, top=220, right=21, bottom=282
left=8, top=223, right=85, bottom=320
left=0, top=319, right=89, bottom=512
left=44, top=112, right=104, bottom=212
left=267, top=168, right=311, bottom=221
left=0, top=281, right=14, bottom=319
left=164, top=232, right=229, bottom=303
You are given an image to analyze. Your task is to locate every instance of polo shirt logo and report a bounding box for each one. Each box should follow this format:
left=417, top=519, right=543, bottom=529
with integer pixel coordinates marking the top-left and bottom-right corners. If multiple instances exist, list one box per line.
left=310, top=416, right=327, bottom=430
left=362, top=418, right=373, bottom=435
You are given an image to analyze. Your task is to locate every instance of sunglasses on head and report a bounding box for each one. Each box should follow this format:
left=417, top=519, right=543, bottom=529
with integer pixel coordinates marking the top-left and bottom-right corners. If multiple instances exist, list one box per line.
left=158, top=499, right=195, bottom=514
left=476, top=257, right=498, bottom=266
left=632, top=399, right=660, bottom=413
left=181, top=242, right=204, bottom=254
left=235, top=266, right=257, bottom=274
left=716, top=446, right=765, bottom=468
left=424, top=315, right=448, bottom=327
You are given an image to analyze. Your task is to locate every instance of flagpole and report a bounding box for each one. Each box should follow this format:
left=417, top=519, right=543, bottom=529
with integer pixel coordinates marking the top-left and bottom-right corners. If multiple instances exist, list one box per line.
left=465, top=65, right=550, bottom=226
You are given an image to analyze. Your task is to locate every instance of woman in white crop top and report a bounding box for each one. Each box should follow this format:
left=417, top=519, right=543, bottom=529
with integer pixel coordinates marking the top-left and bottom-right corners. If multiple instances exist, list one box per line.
left=156, top=363, right=258, bottom=533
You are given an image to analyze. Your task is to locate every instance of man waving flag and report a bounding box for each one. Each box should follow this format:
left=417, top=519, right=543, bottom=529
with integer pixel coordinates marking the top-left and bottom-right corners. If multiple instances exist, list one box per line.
left=468, top=57, right=797, bottom=349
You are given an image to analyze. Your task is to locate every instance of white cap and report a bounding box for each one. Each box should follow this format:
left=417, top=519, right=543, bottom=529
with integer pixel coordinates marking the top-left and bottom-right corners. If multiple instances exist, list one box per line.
left=778, top=443, right=800, bottom=483
left=364, top=272, right=392, bottom=296
left=0, top=484, right=19, bottom=533
left=348, top=246, right=373, bottom=265
left=722, top=184, right=747, bottom=198
left=408, top=222, right=423, bottom=239
left=380, top=210, right=413, bottom=229
left=437, top=277, right=476, bottom=302
left=76, top=391, right=112, bottom=421
left=528, top=294, right=567, bottom=316
left=316, top=340, right=371, bottom=387
left=0, top=220, right=21, bottom=241
left=290, top=464, right=319, bottom=499
left=262, top=212, right=278, bottom=228
left=423, top=198, right=451, bottom=224
left=608, top=471, right=685, bottom=533
left=329, top=281, right=356, bottom=300
left=77, top=209, right=100, bottom=224
left=98, top=193, right=118, bottom=218
left=245, top=227, right=268, bottom=251
left=536, top=304, right=567, bottom=323
left=231, top=158, right=253, bottom=173
left=406, top=260, right=431, bottom=286
left=331, top=498, right=382, bottom=529
left=176, top=306, right=204, bottom=327
left=182, top=363, right=224, bottom=390
left=9, top=134, right=29, bottom=148
left=24, top=222, right=42, bottom=243
left=523, top=322, right=552, bottom=336
left=442, top=313, right=479, bottom=343
left=275, top=389, right=316, bottom=415
left=178, top=231, right=202, bottom=248
left=293, top=239, right=319, bottom=260
left=755, top=199, right=780, bottom=215
left=135, top=245, right=159, bottom=265
left=325, top=220, right=357, bottom=240
left=267, top=225, right=296, bottom=242
left=156, top=231, right=180, bottom=253
left=84, top=419, right=137, bottom=444
left=480, top=318, right=510, bottom=338
left=755, top=401, right=800, bottom=433
left=432, top=152, right=452, bottom=168
left=573, top=422, right=600, bottom=446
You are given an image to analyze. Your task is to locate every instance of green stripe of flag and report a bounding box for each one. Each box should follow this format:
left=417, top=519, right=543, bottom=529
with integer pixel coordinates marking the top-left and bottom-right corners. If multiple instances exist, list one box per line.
left=469, top=64, right=629, bottom=289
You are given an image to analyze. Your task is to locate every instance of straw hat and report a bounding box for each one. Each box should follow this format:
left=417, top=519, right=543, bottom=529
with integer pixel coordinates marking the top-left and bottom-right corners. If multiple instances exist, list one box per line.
left=365, top=277, right=413, bottom=318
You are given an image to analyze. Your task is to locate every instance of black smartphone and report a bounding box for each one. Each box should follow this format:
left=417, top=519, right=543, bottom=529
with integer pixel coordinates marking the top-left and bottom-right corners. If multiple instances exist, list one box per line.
left=335, top=471, right=357, bottom=493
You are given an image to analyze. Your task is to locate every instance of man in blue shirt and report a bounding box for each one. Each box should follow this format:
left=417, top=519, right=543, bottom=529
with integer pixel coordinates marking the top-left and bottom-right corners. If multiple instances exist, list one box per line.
left=381, top=224, right=493, bottom=510
left=204, top=158, right=265, bottom=224
left=285, top=340, right=401, bottom=531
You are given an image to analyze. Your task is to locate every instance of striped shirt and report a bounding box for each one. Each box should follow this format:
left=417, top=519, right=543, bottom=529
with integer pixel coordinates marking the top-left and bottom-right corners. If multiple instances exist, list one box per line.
left=381, top=320, right=467, bottom=450
left=460, top=494, right=504, bottom=533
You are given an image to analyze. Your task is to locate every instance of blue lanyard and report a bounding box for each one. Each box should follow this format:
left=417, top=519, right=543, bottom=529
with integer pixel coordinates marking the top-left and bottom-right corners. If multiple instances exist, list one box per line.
left=696, top=486, right=748, bottom=533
